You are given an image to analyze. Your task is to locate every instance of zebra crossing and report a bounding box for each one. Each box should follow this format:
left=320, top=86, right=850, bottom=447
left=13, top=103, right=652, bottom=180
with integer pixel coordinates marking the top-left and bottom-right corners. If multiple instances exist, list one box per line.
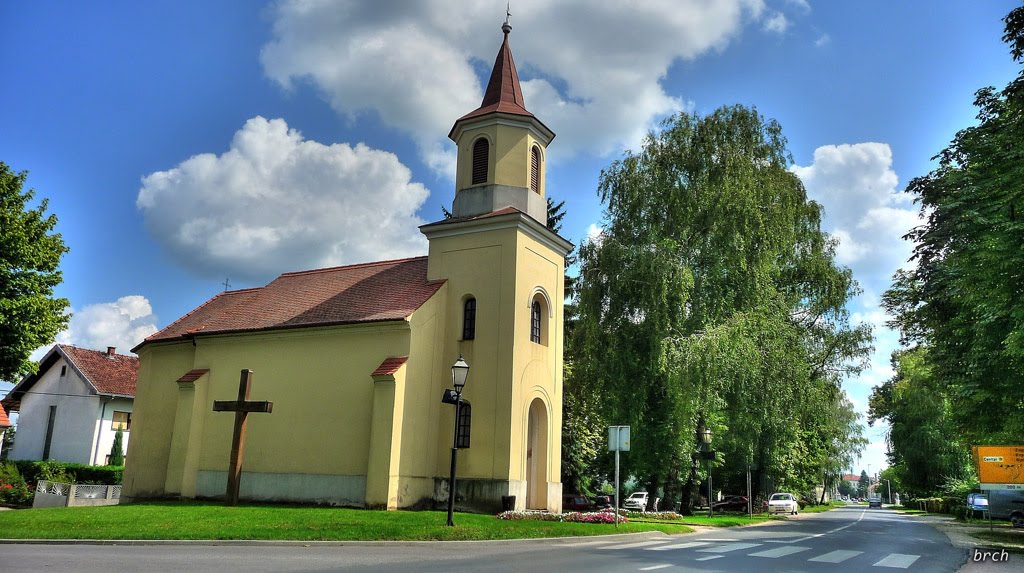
left=594, top=538, right=922, bottom=569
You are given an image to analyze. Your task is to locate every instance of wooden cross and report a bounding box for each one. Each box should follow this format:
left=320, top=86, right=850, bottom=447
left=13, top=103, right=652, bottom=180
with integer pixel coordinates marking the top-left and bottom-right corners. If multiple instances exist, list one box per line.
left=212, top=369, right=273, bottom=506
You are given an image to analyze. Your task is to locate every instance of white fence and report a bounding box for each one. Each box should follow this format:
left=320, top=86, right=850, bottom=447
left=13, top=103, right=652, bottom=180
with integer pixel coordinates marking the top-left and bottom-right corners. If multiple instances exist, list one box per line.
left=32, top=480, right=121, bottom=508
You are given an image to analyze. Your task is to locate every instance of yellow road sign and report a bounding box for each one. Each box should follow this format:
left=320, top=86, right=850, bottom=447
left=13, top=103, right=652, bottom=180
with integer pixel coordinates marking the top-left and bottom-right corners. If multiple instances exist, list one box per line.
left=974, top=445, right=1024, bottom=484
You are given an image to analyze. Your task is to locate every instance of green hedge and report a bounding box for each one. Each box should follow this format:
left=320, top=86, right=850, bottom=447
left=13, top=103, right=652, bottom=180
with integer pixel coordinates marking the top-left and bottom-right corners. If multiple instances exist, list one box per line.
left=12, top=460, right=123, bottom=485
left=908, top=496, right=964, bottom=515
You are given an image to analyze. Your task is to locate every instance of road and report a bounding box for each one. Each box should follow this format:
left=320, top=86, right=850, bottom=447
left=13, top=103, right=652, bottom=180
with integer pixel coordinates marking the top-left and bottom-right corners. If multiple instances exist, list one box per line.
left=0, top=506, right=979, bottom=572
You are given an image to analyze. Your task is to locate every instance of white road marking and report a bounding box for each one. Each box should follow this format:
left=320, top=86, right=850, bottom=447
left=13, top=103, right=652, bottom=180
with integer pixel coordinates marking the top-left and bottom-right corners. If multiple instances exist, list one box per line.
left=793, top=508, right=868, bottom=543
left=808, top=550, right=863, bottom=563
left=874, top=553, right=921, bottom=569
left=598, top=540, right=672, bottom=550
left=748, top=545, right=810, bottom=558
left=647, top=541, right=710, bottom=551
left=696, top=542, right=762, bottom=553
left=638, top=565, right=672, bottom=571
left=695, top=555, right=723, bottom=561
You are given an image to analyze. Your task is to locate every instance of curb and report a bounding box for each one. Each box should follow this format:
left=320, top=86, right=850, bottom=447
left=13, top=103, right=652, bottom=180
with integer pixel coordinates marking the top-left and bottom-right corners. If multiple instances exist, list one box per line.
left=0, top=530, right=669, bottom=547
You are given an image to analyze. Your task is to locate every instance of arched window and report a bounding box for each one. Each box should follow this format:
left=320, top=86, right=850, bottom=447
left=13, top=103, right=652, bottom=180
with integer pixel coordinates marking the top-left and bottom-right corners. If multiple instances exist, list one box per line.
left=463, top=297, right=477, bottom=340
left=530, top=146, right=541, bottom=193
left=472, top=138, right=489, bottom=185
left=531, top=300, right=542, bottom=343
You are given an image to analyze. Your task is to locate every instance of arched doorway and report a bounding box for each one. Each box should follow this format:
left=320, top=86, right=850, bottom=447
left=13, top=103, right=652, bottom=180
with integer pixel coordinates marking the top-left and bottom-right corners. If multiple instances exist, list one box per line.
left=526, top=398, right=549, bottom=509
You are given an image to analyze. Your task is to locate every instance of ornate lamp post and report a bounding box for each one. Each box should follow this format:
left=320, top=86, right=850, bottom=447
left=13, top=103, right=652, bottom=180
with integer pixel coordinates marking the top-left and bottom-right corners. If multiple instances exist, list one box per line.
left=701, top=427, right=714, bottom=518
left=446, top=354, right=470, bottom=527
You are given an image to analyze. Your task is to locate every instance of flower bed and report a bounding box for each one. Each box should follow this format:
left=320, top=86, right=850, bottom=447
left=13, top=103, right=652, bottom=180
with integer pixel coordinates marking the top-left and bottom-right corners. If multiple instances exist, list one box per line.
left=497, top=509, right=627, bottom=524
left=627, top=510, right=683, bottom=520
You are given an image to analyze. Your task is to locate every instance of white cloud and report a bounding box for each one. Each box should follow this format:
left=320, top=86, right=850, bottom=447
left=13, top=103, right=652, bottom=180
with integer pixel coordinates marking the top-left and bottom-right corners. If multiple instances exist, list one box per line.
left=585, top=223, right=604, bottom=245
left=261, top=0, right=771, bottom=173
left=791, top=143, right=918, bottom=289
left=815, top=33, right=831, bottom=47
left=763, top=12, right=788, bottom=34
left=787, top=0, right=811, bottom=12
left=137, top=117, right=430, bottom=282
left=53, top=296, right=159, bottom=355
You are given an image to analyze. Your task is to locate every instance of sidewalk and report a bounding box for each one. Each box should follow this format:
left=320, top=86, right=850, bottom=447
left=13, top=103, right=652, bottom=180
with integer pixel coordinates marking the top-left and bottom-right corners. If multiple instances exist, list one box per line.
left=911, top=514, right=1022, bottom=572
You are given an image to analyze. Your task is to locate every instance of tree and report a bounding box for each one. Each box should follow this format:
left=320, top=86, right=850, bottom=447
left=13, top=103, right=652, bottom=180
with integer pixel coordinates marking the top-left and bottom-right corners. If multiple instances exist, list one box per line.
left=572, top=106, right=870, bottom=512
left=868, top=347, right=970, bottom=497
left=857, top=470, right=870, bottom=499
left=0, top=162, right=70, bottom=381
left=883, top=7, right=1024, bottom=444
left=108, top=428, right=125, bottom=466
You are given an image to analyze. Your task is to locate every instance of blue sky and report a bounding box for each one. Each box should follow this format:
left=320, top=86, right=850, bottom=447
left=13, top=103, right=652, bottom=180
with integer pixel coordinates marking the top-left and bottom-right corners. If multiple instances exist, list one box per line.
left=2, top=1, right=1019, bottom=478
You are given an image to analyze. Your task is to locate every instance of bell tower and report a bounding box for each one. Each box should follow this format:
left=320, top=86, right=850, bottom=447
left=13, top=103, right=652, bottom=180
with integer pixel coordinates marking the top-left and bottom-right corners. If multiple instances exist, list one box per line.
left=448, top=18, right=555, bottom=225
left=420, top=18, right=571, bottom=513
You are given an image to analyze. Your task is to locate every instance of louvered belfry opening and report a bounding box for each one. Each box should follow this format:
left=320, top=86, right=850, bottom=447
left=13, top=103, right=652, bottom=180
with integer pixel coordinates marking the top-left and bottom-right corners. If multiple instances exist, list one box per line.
left=530, top=146, right=540, bottom=193
left=472, top=138, right=489, bottom=185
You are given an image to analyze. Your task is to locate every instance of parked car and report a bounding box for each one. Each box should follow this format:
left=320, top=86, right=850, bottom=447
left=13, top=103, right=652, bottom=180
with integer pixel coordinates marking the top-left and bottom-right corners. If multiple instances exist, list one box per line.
left=562, top=494, right=594, bottom=511
left=767, top=493, right=799, bottom=515
left=967, top=493, right=989, bottom=512
left=592, top=495, right=613, bottom=509
left=622, top=491, right=649, bottom=511
left=712, top=495, right=750, bottom=512
left=980, top=490, right=1024, bottom=528
left=868, top=495, right=882, bottom=508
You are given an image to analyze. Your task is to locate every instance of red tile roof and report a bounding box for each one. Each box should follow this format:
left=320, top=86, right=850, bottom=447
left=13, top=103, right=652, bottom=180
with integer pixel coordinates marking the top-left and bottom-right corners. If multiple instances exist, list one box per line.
left=139, top=257, right=444, bottom=348
left=0, top=402, right=11, bottom=427
left=371, top=356, right=408, bottom=377
left=60, top=345, right=139, bottom=397
left=177, top=369, right=209, bottom=384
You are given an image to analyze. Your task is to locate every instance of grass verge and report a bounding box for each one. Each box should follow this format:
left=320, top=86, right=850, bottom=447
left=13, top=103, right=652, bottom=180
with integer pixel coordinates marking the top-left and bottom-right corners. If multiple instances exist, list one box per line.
left=0, top=502, right=693, bottom=541
left=970, top=531, right=1024, bottom=553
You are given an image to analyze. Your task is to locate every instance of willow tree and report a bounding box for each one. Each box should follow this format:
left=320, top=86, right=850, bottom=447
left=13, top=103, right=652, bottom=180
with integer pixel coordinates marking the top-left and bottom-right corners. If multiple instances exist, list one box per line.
left=573, top=106, right=869, bottom=511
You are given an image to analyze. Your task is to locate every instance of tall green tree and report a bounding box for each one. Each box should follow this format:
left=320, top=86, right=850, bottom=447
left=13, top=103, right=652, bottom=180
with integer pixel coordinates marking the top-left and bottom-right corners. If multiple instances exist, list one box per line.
left=572, top=106, right=870, bottom=511
left=868, top=347, right=970, bottom=497
left=108, top=428, right=125, bottom=467
left=0, top=163, right=70, bottom=381
left=857, top=469, right=870, bottom=498
left=883, top=7, right=1024, bottom=444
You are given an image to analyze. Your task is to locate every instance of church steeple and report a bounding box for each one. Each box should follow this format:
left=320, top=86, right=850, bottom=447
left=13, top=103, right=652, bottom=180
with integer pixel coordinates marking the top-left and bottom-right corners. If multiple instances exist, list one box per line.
left=448, top=19, right=555, bottom=225
left=451, top=19, right=533, bottom=126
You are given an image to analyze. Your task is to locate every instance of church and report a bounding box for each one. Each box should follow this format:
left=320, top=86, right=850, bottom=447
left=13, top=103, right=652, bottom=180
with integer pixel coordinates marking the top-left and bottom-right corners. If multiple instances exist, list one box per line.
left=122, top=20, right=571, bottom=513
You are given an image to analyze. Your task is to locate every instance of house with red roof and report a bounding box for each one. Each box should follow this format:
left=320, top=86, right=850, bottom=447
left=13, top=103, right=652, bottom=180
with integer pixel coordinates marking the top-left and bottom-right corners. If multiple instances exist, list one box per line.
left=0, top=402, right=12, bottom=457
left=1, top=344, right=138, bottom=466
left=122, top=20, right=572, bottom=513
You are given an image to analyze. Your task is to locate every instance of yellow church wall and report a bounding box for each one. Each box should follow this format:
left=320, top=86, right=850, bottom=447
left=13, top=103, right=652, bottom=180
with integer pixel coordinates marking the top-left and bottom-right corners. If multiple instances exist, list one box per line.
left=423, top=212, right=567, bottom=511
left=190, top=324, right=410, bottom=478
left=510, top=233, right=565, bottom=506
left=454, top=121, right=546, bottom=197
left=425, top=227, right=519, bottom=488
left=123, top=342, right=197, bottom=500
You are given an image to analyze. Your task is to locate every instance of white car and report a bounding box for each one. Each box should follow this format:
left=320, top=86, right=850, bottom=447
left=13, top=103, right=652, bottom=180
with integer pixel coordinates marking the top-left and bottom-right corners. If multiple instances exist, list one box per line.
left=768, top=493, right=799, bottom=515
left=622, top=491, right=649, bottom=511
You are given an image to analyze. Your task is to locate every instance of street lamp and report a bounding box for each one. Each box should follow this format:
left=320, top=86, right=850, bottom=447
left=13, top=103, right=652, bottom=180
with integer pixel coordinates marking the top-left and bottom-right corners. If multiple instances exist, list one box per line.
left=701, top=427, right=714, bottom=518
left=446, top=354, right=470, bottom=527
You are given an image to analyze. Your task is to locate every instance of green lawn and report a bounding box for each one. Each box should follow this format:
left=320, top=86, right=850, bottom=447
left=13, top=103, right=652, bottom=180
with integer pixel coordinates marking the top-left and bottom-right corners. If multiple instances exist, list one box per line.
left=0, top=502, right=693, bottom=541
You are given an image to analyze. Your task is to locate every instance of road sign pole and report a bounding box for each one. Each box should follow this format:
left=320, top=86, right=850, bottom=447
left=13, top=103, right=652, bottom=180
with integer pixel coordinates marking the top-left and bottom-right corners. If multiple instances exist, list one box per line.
left=610, top=448, right=618, bottom=527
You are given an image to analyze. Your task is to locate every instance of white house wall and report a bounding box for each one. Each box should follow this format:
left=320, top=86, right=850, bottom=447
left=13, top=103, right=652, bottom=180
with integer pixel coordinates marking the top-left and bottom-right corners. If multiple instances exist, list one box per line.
left=10, top=357, right=100, bottom=465
left=89, top=398, right=133, bottom=465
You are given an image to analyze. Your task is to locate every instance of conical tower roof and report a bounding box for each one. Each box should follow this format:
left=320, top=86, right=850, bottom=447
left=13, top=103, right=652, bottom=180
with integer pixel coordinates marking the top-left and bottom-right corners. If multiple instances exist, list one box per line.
left=449, top=21, right=553, bottom=141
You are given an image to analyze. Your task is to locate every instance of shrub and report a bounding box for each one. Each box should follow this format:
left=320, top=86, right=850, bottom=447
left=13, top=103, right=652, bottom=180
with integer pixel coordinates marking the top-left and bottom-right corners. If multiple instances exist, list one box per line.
left=0, top=461, right=34, bottom=507
left=13, top=460, right=122, bottom=485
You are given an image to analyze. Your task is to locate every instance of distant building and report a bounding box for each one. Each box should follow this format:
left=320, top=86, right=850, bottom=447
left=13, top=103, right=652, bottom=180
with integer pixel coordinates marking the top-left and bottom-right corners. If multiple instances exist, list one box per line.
left=1, top=345, right=138, bottom=465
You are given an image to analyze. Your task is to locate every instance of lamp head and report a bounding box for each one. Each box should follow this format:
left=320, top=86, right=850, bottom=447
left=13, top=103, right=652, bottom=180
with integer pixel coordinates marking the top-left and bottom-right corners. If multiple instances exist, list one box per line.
left=451, top=354, right=470, bottom=392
